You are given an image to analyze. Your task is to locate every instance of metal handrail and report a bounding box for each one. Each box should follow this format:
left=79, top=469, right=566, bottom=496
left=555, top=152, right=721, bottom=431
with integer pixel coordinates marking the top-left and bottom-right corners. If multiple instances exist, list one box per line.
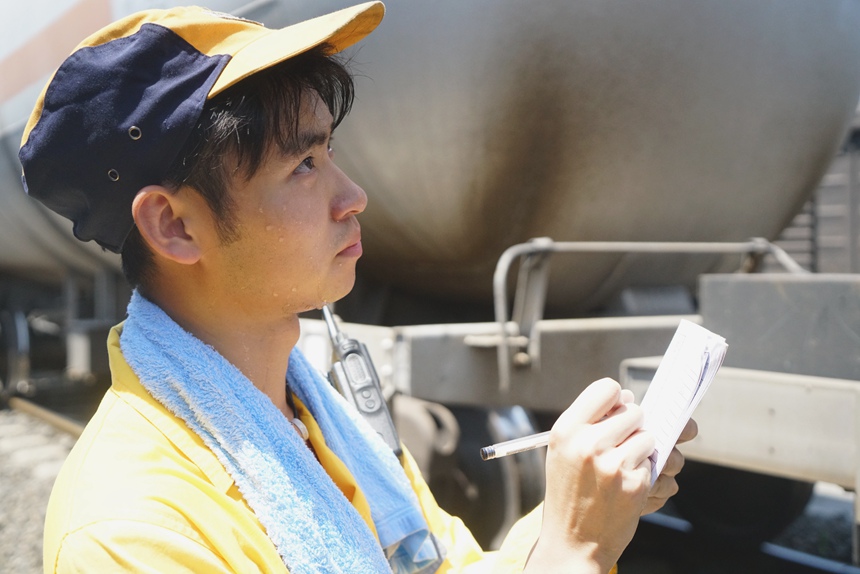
left=491, top=237, right=808, bottom=392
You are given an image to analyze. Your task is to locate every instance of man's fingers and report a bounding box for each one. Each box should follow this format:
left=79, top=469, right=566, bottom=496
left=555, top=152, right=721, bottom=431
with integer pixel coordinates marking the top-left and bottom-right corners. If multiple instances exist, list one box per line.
left=677, top=418, right=698, bottom=444
left=561, top=378, right=623, bottom=425
left=633, top=450, right=655, bottom=494
left=603, top=388, right=636, bottom=419
left=651, top=473, right=680, bottom=500
left=661, top=446, right=685, bottom=478
left=591, top=403, right=645, bottom=451
left=642, top=474, right=679, bottom=515
left=620, top=388, right=635, bottom=404
left=612, top=428, right=655, bottom=470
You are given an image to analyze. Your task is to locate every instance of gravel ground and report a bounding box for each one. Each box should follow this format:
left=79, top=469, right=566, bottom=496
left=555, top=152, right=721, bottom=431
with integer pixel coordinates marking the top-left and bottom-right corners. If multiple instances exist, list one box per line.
left=0, top=408, right=75, bottom=574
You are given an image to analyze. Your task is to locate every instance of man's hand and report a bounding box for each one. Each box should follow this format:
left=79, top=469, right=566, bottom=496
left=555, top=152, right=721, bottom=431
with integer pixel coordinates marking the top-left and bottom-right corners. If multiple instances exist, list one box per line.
left=641, top=417, right=698, bottom=515
left=524, top=378, right=654, bottom=574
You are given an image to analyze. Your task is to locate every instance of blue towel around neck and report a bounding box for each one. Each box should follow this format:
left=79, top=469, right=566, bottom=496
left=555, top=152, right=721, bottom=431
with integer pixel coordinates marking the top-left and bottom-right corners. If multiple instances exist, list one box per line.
left=120, top=291, right=444, bottom=574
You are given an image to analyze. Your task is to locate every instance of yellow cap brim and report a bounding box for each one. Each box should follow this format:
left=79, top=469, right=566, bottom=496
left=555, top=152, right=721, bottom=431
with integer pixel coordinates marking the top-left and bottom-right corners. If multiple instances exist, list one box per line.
left=211, top=1, right=385, bottom=96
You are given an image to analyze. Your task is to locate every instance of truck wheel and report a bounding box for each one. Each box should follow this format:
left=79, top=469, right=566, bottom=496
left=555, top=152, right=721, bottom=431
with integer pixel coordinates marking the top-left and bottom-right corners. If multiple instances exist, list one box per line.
left=427, top=405, right=545, bottom=550
left=672, top=460, right=814, bottom=547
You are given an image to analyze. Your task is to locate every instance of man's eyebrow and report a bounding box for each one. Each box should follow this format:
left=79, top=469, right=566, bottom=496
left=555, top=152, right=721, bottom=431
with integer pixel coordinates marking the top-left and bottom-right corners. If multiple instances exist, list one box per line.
left=290, top=126, right=333, bottom=157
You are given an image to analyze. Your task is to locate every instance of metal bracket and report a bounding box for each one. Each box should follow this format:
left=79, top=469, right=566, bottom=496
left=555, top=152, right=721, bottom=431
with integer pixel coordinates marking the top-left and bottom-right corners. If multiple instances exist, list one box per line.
left=510, top=237, right=553, bottom=368
left=487, top=237, right=807, bottom=393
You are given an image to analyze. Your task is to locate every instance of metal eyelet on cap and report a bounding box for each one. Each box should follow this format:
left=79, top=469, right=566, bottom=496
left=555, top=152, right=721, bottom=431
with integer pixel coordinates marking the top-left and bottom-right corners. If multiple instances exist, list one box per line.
left=107, top=169, right=120, bottom=182
left=128, top=126, right=142, bottom=140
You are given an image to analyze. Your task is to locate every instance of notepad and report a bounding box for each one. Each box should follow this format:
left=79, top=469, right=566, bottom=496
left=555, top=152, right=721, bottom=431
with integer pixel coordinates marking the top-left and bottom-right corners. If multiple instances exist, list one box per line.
left=639, top=319, right=727, bottom=484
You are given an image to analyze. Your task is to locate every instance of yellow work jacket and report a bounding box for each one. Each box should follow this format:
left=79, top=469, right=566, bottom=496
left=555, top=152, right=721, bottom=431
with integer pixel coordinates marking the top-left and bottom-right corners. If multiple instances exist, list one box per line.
left=43, top=325, right=558, bottom=573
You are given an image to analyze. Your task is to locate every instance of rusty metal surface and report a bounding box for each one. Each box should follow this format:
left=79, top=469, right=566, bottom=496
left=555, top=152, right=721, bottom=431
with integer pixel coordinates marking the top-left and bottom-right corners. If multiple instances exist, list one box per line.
left=310, top=0, right=860, bottom=311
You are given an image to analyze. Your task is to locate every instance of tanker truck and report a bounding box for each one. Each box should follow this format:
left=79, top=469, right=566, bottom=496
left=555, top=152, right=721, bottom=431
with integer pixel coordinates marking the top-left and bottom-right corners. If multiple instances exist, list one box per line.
left=2, top=0, right=860, bottom=560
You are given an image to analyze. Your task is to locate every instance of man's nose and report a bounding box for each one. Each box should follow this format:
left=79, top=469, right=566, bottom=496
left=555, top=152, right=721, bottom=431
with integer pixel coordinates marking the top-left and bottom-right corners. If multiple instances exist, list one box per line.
left=333, top=169, right=367, bottom=221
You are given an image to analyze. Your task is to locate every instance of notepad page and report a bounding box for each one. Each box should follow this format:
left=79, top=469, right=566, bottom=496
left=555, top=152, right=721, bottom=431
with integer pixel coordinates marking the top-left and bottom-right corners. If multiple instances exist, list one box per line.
left=639, top=319, right=727, bottom=484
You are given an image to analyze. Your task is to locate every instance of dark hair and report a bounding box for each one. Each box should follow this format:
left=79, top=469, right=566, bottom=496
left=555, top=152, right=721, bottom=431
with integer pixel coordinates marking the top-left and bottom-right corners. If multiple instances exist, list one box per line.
left=121, top=45, right=355, bottom=288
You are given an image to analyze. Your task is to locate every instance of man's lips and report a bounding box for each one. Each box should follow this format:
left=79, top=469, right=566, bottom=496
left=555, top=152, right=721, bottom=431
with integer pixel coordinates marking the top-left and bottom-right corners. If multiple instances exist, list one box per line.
left=338, top=238, right=362, bottom=257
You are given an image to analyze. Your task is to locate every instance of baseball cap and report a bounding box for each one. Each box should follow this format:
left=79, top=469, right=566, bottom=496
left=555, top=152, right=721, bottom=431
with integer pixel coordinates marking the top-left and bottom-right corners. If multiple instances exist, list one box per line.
left=18, top=2, right=385, bottom=253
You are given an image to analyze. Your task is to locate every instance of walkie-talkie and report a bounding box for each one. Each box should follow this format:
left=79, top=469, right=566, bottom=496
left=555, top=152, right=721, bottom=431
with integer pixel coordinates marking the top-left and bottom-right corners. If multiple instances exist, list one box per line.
left=322, top=305, right=402, bottom=457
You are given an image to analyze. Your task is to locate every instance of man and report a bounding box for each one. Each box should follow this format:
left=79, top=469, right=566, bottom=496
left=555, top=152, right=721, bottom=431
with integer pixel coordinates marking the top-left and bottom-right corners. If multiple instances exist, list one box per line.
left=20, top=3, right=695, bottom=573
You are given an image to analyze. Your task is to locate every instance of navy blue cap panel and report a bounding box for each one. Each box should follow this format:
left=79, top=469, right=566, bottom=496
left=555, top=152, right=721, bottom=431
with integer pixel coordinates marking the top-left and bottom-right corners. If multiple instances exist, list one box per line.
left=19, top=24, right=231, bottom=253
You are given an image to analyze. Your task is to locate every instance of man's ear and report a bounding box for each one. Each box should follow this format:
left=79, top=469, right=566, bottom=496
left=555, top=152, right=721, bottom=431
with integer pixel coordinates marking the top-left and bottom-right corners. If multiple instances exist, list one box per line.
left=131, top=185, right=209, bottom=265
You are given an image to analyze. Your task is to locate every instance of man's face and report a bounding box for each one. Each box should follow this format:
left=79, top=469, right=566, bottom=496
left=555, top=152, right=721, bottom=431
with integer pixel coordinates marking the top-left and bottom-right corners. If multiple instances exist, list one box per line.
left=203, top=91, right=366, bottom=318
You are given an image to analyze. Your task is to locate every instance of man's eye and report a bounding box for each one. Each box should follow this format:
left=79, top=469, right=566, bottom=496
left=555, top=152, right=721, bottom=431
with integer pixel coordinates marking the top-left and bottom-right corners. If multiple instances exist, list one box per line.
left=294, top=157, right=315, bottom=174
